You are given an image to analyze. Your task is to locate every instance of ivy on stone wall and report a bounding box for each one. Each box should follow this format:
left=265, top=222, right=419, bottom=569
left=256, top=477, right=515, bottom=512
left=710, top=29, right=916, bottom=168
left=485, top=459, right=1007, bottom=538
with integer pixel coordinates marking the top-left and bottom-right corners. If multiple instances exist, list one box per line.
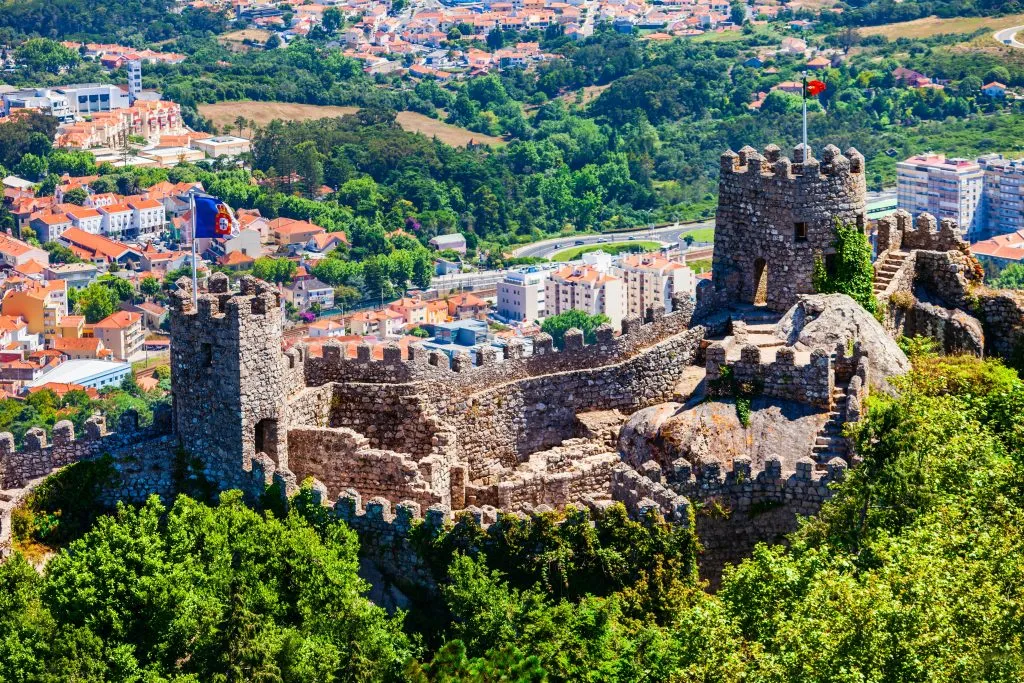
left=813, top=220, right=877, bottom=314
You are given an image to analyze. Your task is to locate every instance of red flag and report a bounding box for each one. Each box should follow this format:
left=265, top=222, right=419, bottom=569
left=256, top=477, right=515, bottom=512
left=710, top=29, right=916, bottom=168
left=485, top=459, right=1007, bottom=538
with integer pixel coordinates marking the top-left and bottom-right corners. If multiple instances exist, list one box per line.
left=806, top=79, right=826, bottom=96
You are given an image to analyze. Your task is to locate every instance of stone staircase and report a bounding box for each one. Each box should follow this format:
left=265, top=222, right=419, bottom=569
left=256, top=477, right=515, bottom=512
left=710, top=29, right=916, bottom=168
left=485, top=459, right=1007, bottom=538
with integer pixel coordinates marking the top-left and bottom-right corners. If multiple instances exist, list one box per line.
left=873, top=250, right=909, bottom=297
left=811, top=382, right=850, bottom=468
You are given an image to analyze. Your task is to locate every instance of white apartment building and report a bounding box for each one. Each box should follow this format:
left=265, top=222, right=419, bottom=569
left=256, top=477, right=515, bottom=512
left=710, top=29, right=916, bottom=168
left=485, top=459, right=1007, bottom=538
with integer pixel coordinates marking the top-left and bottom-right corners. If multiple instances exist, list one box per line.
left=2, top=88, right=72, bottom=119
left=618, top=253, right=695, bottom=317
left=497, top=269, right=548, bottom=322
left=98, top=203, right=134, bottom=238
left=896, top=153, right=984, bottom=239
left=58, top=84, right=131, bottom=114
left=128, top=198, right=166, bottom=238
left=544, top=264, right=625, bottom=331
left=62, top=205, right=104, bottom=235
left=978, top=154, right=1024, bottom=238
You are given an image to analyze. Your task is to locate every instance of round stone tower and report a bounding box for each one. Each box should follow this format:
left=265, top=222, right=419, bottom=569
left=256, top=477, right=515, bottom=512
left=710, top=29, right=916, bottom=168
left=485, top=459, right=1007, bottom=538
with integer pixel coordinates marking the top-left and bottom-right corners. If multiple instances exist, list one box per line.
left=711, top=143, right=867, bottom=312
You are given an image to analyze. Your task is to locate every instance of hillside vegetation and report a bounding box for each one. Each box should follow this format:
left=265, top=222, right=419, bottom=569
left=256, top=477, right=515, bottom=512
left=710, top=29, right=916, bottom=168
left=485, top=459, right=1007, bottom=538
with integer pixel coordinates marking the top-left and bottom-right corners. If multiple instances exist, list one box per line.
left=3, top=352, right=1023, bottom=681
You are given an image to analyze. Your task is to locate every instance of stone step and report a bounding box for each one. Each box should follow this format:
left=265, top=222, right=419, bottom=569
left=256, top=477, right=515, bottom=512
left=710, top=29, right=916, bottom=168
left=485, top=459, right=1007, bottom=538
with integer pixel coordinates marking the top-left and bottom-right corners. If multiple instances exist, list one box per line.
left=815, top=435, right=848, bottom=447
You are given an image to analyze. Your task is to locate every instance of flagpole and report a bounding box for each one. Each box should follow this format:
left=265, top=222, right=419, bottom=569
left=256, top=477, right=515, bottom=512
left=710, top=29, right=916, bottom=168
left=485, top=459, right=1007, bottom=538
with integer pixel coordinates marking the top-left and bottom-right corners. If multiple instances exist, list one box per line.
left=802, top=71, right=808, bottom=155
left=190, top=190, right=198, bottom=308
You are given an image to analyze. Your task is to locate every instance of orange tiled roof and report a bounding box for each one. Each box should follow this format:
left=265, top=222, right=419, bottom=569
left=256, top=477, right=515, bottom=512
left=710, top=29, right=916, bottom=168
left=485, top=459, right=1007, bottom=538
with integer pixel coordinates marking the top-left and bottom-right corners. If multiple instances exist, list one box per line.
left=93, top=311, right=141, bottom=330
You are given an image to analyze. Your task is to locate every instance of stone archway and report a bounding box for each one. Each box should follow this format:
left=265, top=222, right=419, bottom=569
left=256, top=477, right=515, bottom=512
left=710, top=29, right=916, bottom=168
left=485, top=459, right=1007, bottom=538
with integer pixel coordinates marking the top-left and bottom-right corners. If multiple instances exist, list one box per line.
left=254, top=418, right=281, bottom=466
left=753, top=258, right=768, bottom=306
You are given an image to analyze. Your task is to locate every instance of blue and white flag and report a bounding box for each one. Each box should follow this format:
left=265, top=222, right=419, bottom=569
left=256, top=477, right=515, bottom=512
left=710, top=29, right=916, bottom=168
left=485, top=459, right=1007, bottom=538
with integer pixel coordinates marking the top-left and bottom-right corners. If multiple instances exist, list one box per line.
left=193, top=194, right=237, bottom=239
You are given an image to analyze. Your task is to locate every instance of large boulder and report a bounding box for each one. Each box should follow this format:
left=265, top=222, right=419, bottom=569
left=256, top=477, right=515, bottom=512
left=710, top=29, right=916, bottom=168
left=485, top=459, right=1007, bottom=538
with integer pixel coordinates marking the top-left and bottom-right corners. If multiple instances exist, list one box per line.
left=618, top=397, right=826, bottom=475
left=775, top=293, right=910, bottom=392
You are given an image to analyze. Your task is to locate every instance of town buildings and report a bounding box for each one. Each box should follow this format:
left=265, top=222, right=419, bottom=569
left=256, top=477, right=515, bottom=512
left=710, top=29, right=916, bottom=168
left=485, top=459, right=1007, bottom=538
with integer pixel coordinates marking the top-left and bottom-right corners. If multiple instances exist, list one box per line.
left=497, top=269, right=547, bottom=322
left=545, top=263, right=625, bottom=330
left=978, top=154, right=1024, bottom=238
left=619, top=253, right=695, bottom=317
left=92, top=311, right=144, bottom=361
left=897, top=153, right=985, bottom=240
left=899, top=152, right=1024, bottom=241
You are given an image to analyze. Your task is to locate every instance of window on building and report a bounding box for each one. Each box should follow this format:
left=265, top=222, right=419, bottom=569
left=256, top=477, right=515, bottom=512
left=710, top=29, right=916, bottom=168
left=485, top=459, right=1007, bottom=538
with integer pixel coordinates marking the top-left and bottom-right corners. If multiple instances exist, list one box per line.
left=201, top=342, right=213, bottom=368
left=794, top=222, right=808, bottom=242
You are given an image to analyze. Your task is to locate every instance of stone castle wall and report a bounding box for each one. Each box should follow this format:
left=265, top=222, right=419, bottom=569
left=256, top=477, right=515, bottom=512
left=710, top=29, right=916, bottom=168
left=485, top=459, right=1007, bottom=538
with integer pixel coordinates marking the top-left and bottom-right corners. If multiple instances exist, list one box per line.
left=713, top=143, right=866, bottom=311
left=285, top=426, right=447, bottom=510
left=0, top=410, right=173, bottom=491
left=0, top=410, right=180, bottom=558
left=705, top=344, right=834, bottom=409
left=284, top=297, right=703, bottom=491
left=872, top=211, right=1024, bottom=362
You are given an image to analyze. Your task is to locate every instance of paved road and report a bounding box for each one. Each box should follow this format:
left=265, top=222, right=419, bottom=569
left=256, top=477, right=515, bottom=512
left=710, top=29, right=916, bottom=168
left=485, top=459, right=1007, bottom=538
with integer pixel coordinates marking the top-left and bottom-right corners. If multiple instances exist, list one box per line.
left=511, top=189, right=897, bottom=260
left=511, top=220, right=715, bottom=259
left=994, top=25, right=1024, bottom=48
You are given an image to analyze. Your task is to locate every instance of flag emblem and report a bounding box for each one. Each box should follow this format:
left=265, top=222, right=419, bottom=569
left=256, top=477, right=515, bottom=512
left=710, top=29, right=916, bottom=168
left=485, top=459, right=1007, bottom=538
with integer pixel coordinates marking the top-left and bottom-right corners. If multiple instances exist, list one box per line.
left=805, top=79, right=826, bottom=96
left=193, top=193, right=237, bottom=239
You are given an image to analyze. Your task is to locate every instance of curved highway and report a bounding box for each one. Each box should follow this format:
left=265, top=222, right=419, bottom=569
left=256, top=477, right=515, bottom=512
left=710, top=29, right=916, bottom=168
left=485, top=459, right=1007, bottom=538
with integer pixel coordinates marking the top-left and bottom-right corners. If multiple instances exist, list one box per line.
left=512, top=220, right=715, bottom=259
left=994, top=25, right=1024, bottom=49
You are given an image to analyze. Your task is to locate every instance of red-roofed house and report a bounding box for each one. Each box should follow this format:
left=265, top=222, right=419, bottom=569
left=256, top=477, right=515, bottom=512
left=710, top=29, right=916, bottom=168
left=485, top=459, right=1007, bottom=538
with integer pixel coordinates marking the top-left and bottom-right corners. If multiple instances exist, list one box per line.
left=270, top=218, right=325, bottom=246
left=92, top=311, right=143, bottom=360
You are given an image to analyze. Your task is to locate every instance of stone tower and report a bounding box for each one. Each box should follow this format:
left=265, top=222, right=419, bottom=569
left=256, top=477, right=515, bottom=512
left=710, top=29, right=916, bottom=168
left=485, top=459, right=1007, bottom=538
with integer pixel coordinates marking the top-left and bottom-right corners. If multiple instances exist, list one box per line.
left=169, top=273, right=290, bottom=489
left=711, top=143, right=867, bottom=312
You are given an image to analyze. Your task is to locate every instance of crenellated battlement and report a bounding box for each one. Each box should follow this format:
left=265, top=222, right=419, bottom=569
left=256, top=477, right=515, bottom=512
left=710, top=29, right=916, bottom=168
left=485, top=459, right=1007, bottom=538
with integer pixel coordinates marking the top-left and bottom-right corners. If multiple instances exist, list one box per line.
left=876, top=209, right=968, bottom=256
left=0, top=407, right=173, bottom=489
left=720, top=143, right=865, bottom=182
left=626, top=450, right=847, bottom=521
left=302, top=294, right=697, bottom=391
left=705, top=343, right=836, bottom=410
left=169, top=273, right=282, bottom=326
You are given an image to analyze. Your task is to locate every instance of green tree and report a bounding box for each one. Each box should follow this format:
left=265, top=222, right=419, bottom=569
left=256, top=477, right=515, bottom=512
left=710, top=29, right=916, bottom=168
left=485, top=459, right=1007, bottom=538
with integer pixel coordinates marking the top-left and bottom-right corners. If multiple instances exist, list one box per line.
left=812, top=221, right=877, bottom=313
left=139, top=276, right=161, bottom=297
left=322, top=7, right=342, bottom=33
left=63, top=187, right=88, bottom=206
left=73, top=282, right=119, bottom=323
left=43, top=241, right=82, bottom=264
left=991, top=263, right=1024, bottom=289
left=252, top=257, right=297, bottom=284
left=15, top=38, right=80, bottom=74
left=293, top=140, right=325, bottom=198
left=540, top=309, right=610, bottom=348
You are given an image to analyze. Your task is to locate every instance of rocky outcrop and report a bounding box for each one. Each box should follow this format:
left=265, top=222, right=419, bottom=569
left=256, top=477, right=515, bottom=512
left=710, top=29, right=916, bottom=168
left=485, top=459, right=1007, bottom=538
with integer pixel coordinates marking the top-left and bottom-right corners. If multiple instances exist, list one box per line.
left=775, top=293, right=910, bottom=392
left=619, top=397, right=826, bottom=475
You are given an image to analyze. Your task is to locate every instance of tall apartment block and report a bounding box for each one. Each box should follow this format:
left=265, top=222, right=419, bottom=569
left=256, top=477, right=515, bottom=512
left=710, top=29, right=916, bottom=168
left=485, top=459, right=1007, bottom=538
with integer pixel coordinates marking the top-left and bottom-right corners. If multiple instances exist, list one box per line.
left=977, top=154, right=1024, bottom=237
left=497, top=270, right=548, bottom=322
left=619, top=253, right=695, bottom=318
left=896, top=153, right=984, bottom=240
left=544, top=264, right=625, bottom=330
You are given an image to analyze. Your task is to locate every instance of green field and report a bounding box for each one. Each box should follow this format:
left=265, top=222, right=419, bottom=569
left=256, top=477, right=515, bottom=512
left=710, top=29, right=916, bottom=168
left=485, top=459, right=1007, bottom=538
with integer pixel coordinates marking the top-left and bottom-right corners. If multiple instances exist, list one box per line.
left=680, top=227, right=715, bottom=243
left=551, top=241, right=662, bottom=261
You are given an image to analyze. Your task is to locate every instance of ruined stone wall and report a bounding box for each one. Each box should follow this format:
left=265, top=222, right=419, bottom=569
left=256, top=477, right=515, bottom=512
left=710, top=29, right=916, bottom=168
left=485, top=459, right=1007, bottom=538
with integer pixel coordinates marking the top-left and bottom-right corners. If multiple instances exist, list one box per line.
left=287, top=297, right=703, bottom=487
left=326, top=383, right=439, bottom=459
left=448, top=325, right=706, bottom=481
left=0, top=411, right=180, bottom=558
left=712, top=143, right=867, bottom=312
left=462, top=440, right=620, bottom=512
left=626, top=453, right=846, bottom=586
left=876, top=210, right=968, bottom=256
left=0, top=410, right=173, bottom=491
left=285, top=426, right=445, bottom=510
left=302, top=297, right=697, bottom=392
left=705, top=343, right=834, bottom=410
